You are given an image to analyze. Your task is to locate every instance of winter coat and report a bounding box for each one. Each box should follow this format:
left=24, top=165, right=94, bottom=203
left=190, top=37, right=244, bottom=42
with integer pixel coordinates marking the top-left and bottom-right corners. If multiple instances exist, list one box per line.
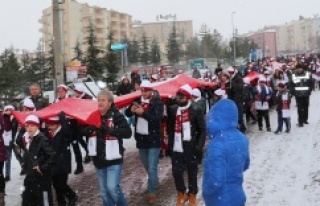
left=0, top=114, right=6, bottom=162
left=29, top=95, right=49, bottom=110
left=229, top=73, right=245, bottom=103
left=203, top=99, right=250, bottom=206
left=116, top=83, right=133, bottom=96
left=125, top=96, right=163, bottom=149
left=192, top=70, right=201, bottom=79
left=167, top=104, right=206, bottom=153
left=48, top=114, right=72, bottom=175
left=21, top=131, right=56, bottom=180
left=92, top=105, right=132, bottom=169
left=192, top=98, right=206, bottom=115
left=289, top=70, right=313, bottom=97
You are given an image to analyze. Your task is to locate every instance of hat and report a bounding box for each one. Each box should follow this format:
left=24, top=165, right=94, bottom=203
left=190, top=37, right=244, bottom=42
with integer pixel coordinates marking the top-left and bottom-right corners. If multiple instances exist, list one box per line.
left=243, top=77, right=250, bottom=85
left=140, top=80, right=153, bottom=92
left=259, top=77, right=267, bottom=83
left=24, top=115, right=40, bottom=127
left=74, top=85, right=85, bottom=94
left=278, top=81, right=286, bottom=88
left=44, top=116, right=60, bottom=125
left=121, top=76, right=129, bottom=81
left=214, top=89, right=226, bottom=97
left=191, top=88, right=201, bottom=98
left=177, top=84, right=192, bottom=99
left=227, top=66, right=235, bottom=73
left=151, top=74, right=158, bottom=81
left=4, top=105, right=14, bottom=111
left=23, top=99, right=35, bottom=111
left=57, top=84, right=68, bottom=92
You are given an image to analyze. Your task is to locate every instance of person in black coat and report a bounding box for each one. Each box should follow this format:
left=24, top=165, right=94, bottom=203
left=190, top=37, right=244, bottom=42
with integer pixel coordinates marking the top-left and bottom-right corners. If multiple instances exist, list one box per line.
left=227, top=67, right=246, bottom=133
left=45, top=113, right=77, bottom=206
left=116, top=77, right=134, bottom=96
left=87, top=90, right=132, bottom=206
left=28, top=83, right=49, bottom=110
left=125, top=80, right=163, bottom=204
left=167, top=84, right=206, bottom=206
left=21, top=115, right=56, bottom=206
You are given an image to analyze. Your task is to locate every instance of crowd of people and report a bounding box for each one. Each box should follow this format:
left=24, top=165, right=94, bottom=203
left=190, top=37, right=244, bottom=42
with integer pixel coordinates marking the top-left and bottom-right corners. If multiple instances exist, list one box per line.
left=0, top=53, right=317, bottom=206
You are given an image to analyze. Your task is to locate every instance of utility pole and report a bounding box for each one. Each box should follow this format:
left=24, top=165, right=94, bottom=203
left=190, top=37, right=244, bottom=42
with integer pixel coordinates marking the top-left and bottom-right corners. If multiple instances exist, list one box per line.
left=232, top=12, right=236, bottom=66
left=52, top=0, right=65, bottom=85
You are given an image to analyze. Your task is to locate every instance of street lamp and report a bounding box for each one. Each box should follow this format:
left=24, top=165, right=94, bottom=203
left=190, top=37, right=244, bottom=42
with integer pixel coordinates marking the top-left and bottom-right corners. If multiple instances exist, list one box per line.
left=231, top=12, right=236, bottom=65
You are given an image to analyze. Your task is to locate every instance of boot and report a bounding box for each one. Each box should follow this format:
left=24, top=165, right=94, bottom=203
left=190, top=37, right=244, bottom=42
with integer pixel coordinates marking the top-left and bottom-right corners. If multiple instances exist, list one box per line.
left=0, top=192, right=5, bottom=206
left=188, top=193, right=197, bottom=206
left=68, top=192, right=78, bottom=206
left=176, top=191, right=188, bottom=206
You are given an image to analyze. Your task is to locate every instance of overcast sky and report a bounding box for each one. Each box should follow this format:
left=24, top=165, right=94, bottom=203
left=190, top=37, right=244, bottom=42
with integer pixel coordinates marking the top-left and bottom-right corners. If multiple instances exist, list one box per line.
left=1, top=0, right=320, bottom=52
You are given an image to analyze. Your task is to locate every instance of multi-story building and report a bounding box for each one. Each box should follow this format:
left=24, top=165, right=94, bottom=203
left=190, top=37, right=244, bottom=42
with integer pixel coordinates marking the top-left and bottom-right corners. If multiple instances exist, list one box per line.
left=39, top=0, right=133, bottom=62
left=132, top=19, right=193, bottom=63
left=277, top=16, right=320, bottom=55
left=245, top=28, right=278, bottom=57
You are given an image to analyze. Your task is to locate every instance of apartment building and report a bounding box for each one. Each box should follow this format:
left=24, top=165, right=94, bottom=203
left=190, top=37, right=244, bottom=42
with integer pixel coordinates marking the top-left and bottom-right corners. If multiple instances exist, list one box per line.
left=39, top=0, right=132, bottom=62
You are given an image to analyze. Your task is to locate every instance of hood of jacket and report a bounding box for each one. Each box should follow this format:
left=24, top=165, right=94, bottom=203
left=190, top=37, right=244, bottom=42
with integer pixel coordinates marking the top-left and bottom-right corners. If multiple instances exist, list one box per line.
left=206, top=99, right=238, bottom=139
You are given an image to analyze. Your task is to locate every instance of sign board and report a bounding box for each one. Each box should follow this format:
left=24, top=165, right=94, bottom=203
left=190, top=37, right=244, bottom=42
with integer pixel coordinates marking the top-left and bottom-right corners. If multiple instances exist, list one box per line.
left=111, top=43, right=128, bottom=51
left=189, top=58, right=205, bottom=69
left=66, top=66, right=88, bottom=82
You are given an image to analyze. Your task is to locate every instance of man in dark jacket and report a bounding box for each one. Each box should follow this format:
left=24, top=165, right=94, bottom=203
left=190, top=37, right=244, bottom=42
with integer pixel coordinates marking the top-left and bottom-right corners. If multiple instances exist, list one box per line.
left=167, top=84, right=206, bottom=206
left=289, top=64, right=313, bottom=127
left=21, top=115, right=56, bottom=206
left=45, top=114, right=77, bottom=206
left=227, top=67, right=246, bottom=133
left=28, top=83, right=49, bottom=110
left=116, top=77, right=133, bottom=96
left=125, top=80, right=163, bottom=204
left=88, top=90, right=132, bottom=206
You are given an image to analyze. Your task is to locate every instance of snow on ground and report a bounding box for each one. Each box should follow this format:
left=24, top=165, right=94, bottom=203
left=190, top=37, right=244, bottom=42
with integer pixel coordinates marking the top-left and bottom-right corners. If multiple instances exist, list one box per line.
left=244, top=90, right=320, bottom=206
left=4, top=90, right=320, bottom=206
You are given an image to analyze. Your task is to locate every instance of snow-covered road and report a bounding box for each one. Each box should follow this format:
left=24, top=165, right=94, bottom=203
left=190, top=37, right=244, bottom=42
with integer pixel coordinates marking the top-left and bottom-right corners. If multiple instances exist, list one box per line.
left=4, top=90, right=320, bottom=206
left=244, top=90, right=320, bottom=206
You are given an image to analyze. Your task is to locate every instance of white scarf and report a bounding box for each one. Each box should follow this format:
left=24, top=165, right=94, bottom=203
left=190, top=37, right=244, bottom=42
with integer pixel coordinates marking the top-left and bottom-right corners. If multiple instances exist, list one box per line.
left=136, top=97, right=150, bottom=135
left=173, top=101, right=191, bottom=153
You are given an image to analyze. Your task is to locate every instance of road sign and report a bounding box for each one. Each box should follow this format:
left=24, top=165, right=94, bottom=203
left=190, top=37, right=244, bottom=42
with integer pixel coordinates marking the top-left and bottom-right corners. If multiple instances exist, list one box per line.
left=189, top=58, right=205, bottom=69
left=66, top=66, right=88, bottom=82
left=111, top=43, right=128, bottom=51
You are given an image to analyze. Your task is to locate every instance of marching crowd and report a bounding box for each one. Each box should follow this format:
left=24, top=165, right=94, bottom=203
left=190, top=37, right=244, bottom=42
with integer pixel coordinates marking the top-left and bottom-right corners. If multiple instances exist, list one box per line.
left=0, top=53, right=317, bottom=206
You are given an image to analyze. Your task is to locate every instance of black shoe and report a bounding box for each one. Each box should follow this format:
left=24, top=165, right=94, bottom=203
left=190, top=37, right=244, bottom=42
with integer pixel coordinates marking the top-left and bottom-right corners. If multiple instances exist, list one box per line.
left=68, top=194, right=78, bottom=206
left=259, top=127, right=263, bottom=131
left=297, top=124, right=304, bottom=128
left=83, top=156, right=91, bottom=164
left=304, top=121, right=309, bottom=124
left=74, top=167, right=84, bottom=175
left=4, top=176, right=10, bottom=182
left=274, top=130, right=281, bottom=134
left=267, top=128, right=271, bottom=132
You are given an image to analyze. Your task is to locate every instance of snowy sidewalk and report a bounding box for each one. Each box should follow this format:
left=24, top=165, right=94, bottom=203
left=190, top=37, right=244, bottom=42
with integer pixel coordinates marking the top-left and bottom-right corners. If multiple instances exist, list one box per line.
left=4, top=90, right=320, bottom=206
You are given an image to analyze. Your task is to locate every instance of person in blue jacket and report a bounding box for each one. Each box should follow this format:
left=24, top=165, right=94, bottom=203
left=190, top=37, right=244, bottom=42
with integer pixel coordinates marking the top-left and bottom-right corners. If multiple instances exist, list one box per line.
left=203, top=99, right=250, bottom=206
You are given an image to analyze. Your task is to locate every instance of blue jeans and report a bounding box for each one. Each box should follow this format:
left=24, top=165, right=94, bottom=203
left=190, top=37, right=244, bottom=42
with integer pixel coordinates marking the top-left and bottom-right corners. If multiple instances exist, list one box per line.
left=139, top=148, right=160, bottom=194
left=4, top=146, right=12, bottom=178
left=96, top=164, right=127, bottom=206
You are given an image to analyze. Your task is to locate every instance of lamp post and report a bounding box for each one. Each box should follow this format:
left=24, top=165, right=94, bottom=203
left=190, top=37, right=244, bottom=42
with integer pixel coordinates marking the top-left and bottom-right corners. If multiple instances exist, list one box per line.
left=231, top=12, right=236, bottom=65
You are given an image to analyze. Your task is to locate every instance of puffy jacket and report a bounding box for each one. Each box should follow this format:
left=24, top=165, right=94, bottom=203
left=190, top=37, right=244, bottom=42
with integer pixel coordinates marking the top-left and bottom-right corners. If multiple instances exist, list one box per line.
left=229, top=73, right=245, bottom=102
left=125, top=96, right=163, bottom=149
left=21, top=131, right=56, bottom=179
left=203, top=99, right=250, bottom=206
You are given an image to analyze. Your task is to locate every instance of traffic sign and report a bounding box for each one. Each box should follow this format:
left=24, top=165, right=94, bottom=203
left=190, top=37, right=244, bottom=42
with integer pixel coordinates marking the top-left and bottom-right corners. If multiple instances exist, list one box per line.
left=189, top=58, right=205, bottom=69
left=111, top=43, right=128, bottom=51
